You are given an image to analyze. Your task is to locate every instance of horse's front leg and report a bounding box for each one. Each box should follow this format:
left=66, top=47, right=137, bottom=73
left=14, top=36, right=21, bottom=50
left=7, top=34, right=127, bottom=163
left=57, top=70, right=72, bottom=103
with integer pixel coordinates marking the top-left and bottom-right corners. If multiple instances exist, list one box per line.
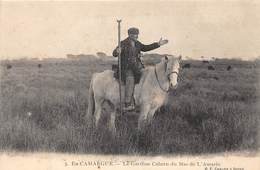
left=138, top=104, right=150, bottom=131
left=146, top=105, right=160, bottom=126
left=137, top=103, right=155, bottom=153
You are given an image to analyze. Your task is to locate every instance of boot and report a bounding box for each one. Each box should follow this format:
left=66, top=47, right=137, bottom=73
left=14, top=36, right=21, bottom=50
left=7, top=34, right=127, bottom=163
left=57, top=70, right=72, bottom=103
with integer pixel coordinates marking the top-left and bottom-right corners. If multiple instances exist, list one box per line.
left=124, top=70, right=135, bottom=111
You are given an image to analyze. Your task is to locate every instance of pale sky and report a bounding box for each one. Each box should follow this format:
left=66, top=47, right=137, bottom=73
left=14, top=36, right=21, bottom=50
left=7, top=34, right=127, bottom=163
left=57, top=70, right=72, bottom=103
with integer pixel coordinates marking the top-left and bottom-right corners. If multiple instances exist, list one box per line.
left=0, top=0, right=260, bottom=60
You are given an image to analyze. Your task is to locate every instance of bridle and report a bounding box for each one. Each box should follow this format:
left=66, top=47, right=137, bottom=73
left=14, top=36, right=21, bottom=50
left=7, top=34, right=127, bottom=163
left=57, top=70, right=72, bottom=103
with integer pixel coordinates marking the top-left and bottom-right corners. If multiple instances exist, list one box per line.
left=154, top=64, right=179, bottom=93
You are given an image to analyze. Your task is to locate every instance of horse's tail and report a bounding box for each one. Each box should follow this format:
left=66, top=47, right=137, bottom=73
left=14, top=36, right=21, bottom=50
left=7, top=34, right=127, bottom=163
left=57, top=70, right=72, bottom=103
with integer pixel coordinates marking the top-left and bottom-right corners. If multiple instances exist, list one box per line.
left=86, top=75, right=95, bottom=125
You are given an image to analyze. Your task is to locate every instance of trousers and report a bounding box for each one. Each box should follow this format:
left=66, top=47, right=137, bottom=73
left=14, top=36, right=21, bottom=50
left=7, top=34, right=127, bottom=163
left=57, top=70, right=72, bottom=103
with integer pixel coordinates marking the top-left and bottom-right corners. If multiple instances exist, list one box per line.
left=125, top=69, right=135, bottom=104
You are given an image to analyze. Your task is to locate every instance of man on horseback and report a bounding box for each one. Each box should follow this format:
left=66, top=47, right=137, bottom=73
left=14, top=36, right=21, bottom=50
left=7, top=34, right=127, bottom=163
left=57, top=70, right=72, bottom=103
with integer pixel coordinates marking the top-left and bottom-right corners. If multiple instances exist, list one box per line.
left=113, top=27, right=168, bottom=111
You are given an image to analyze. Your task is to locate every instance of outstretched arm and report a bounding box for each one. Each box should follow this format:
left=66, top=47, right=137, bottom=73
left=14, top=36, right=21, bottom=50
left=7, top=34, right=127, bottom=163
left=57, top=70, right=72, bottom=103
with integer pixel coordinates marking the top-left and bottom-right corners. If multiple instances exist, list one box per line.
left=140, top=38, right=168, bottom=52
left=140, top=42, right=160, bottom=52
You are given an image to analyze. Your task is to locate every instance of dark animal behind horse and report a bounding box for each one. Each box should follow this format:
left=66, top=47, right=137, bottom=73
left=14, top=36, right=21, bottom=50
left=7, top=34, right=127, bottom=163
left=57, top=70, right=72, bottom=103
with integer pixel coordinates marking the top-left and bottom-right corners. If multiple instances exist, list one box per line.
left=208, top=65, right=215, bottom=70
left=227, top=65, right=232, bottom=71
left=182, top=63, right=191, bottom=69
left=6, top=64, right=12, bottom=69
left=202, top=60, right=209, bottom=64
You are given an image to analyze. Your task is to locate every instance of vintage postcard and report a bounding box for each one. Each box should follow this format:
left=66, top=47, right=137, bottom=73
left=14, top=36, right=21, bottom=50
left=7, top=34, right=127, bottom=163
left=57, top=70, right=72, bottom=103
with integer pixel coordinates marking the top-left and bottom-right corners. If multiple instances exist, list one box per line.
left=0, top=0, right=259, bottom=170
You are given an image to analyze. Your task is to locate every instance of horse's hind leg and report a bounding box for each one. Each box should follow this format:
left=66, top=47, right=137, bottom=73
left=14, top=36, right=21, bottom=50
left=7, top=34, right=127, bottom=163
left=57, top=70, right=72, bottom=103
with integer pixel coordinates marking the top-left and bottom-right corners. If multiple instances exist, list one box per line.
left=109, top=110, right=117, bottom=137
left=107, top=101, right=117, bottom=136
left=94, top=98, right=104, bottom=128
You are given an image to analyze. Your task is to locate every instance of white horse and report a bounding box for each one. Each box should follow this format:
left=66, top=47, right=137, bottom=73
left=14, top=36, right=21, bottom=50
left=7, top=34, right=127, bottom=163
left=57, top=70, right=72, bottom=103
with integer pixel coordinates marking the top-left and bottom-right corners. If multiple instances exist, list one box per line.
left=86, top=55, right=181, bottom=135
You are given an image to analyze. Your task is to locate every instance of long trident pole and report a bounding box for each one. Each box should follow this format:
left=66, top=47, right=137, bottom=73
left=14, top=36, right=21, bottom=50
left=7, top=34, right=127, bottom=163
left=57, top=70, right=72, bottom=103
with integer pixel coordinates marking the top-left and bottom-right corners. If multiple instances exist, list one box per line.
left=117, top=19, right=123, bottom=115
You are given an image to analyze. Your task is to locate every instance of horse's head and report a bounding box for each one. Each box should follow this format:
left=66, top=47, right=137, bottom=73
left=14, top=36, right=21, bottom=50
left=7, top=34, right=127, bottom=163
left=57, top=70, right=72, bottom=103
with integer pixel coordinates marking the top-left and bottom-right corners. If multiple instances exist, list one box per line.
left=162, top=55, right=181, bottom=90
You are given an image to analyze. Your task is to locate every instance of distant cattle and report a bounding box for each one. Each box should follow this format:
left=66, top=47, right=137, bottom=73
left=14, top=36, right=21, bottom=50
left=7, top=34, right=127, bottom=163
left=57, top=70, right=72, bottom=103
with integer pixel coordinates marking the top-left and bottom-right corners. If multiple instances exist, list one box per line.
left=227, top=65, right=232, bottom=71
left=208, top=65, right=215, bottom=70
left=182, top=63, right=191, bottom=69
left=6, top=64, right=12, bottom=69
left=213, top=76, right=219, bottom=80
left=202, top=60, right=209, bottom=63
left=38, top=64, right=42, bottom=68
left=96, top=52, right=107, bottom=58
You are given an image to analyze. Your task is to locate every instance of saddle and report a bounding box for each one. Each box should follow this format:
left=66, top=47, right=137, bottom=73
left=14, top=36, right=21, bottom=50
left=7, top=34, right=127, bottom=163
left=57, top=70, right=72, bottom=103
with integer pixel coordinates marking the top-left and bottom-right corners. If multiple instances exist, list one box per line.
left=112, top=64, right=142, bottom=84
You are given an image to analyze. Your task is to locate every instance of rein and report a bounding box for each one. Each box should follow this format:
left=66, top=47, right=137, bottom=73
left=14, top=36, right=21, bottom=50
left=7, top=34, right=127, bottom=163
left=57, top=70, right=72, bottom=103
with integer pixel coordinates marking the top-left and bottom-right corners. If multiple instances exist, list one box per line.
left=154, top=65, right=179, bottom=93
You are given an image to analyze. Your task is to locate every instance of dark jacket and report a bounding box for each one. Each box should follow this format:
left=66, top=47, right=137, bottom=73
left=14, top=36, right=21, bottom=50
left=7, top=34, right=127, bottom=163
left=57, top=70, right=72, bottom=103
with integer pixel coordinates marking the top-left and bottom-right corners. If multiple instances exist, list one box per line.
left=113, top=37, right=160, bottom=72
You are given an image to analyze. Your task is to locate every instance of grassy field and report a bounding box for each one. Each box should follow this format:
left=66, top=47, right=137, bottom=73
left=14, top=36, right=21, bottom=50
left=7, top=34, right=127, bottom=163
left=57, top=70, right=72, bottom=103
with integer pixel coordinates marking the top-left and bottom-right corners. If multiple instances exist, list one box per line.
left=0, top=56, right=259, bottom=155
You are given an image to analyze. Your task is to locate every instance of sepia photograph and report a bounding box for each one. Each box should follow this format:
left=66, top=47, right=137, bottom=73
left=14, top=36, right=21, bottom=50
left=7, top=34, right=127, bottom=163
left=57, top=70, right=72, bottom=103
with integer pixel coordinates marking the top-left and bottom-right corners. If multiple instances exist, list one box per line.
left=0, top=0, right=259, bottom=169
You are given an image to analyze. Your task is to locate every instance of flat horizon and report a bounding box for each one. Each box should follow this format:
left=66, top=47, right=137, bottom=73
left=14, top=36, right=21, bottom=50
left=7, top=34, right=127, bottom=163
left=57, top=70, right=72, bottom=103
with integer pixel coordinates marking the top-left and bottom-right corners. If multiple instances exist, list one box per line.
left=0, top=53, right=259, bottom=61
